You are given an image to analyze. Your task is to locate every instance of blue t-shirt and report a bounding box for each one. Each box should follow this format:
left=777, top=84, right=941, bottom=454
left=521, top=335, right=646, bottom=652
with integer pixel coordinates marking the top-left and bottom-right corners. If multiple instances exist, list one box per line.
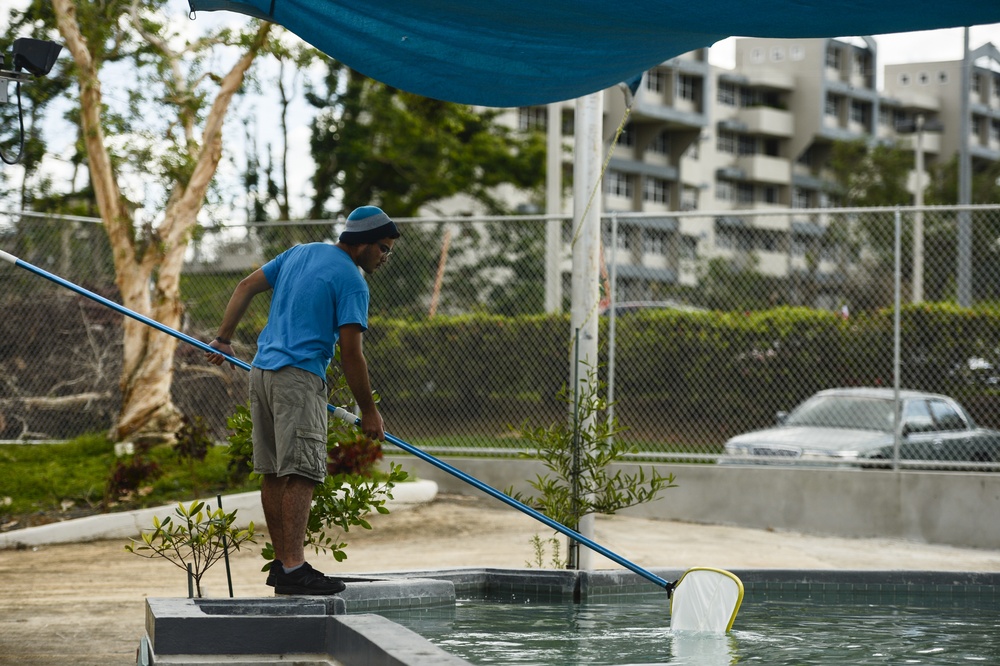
left=252, top=243, right=369, bottom=379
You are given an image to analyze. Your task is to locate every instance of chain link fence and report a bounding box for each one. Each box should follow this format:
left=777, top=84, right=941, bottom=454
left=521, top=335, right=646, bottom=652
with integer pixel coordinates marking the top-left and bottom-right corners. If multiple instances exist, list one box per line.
left=3, top=206, right=1000, bottom=470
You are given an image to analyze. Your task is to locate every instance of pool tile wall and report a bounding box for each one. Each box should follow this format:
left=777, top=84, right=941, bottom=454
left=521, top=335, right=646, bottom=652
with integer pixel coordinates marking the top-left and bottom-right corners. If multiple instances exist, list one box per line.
left=141, top=568, right=1000, bottom=665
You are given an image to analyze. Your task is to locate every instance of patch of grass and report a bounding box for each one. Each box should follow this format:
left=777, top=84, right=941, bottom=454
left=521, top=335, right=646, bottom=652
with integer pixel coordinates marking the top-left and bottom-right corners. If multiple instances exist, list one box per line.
left=0, top=434, right=258, bottom=525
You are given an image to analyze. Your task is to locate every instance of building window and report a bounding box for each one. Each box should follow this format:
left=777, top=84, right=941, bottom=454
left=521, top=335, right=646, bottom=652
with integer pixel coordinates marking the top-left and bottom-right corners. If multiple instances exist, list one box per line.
left=736, top=182, right=754, bottom=204
left=619, top=125, right=635, bottom=147
left=643, top=228, right=669, bottom=255
left=898, top=72, right=910, bottom=86
left=643, top=177, right=670, bottom=204
left=716, top=179, right=734, bottom=201
left=972, top=72, right=981, bottom=94
left=825, top=46, right=841, bottom=70
left=738, top=135, right=756, bottom=156
left=762, top=186, right=779, bottom=204
left=825, top=95, right=840, bottom=118
left=678, top=74, right=698, bottom=102
left=679, top=235, right=698, bottom=260
left=715, top=228, right=736, bottom=249
left=792, top=187, right=811, bottom=209
left=518, top=106, right=547, bottom=131
left=791, top=235, right=808, bottom=257
left=646, top=69, right=667, bottom=94
left=918, top=71, right=930, bottom=85
left=717, top=130, right=737, bottom=154
left=850, top=100, right=868, bottom=125
left=602, top=227, right=630, bottom=252
left=606, top=171, right=634, bottom=198
left=853, top=51, right=867, bottom=77
left=717, top=82, right=737, bottom=106
left=560, top=109, right=575, bottom=136
left=681, top=186, right=699, bottom=211
left=648, top=131, right=670, bottom=155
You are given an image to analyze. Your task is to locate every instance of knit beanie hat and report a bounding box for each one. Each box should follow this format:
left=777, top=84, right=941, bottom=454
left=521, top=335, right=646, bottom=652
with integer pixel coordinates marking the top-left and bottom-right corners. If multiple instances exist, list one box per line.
left=339, top=206, right=400, bottom=244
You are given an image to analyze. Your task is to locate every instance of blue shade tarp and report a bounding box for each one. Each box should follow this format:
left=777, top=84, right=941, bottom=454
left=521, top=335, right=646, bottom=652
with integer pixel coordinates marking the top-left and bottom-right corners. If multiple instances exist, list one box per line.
left=187, top=1, right=1000, bottom=107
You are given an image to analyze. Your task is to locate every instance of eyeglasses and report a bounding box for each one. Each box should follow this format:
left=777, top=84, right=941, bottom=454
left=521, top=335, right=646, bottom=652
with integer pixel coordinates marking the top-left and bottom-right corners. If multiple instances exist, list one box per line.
left=377, top=243, right=393, bottom=259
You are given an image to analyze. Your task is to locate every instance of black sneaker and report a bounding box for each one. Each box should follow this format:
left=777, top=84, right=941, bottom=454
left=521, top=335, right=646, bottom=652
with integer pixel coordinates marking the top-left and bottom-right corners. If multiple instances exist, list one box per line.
left=274, top=562, right=346, bottom=595
left=265, top=559, right=283, bottom=588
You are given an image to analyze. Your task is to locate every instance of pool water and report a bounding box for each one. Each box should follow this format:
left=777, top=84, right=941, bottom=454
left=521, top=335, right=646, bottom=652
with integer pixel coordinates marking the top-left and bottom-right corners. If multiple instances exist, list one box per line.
left=380, top=597, right=1000, bottom=665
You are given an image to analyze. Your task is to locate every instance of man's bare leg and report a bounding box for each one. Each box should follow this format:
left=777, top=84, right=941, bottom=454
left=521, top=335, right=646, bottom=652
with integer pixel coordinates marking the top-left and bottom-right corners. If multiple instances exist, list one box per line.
left=260, top=474, right=287, bottom=562
left=277, top=474, right=317, bottom=569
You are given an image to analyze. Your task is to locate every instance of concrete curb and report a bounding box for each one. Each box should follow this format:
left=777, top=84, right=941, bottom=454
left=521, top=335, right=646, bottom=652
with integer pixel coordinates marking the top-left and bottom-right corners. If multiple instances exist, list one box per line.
left=0, top=479, right=438, bottom=549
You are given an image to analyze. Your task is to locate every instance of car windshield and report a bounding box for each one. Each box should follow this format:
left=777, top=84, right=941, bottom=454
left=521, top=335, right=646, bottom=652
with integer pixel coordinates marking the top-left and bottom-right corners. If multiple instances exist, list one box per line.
left=784, top=395, right=894, bottom=432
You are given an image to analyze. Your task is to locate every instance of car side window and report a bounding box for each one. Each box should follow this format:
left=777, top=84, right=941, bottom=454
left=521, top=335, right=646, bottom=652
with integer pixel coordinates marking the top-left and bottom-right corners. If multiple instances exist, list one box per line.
left=902, top=400, right=935, bottom=434
left=928, top=400, right=968, bottom=432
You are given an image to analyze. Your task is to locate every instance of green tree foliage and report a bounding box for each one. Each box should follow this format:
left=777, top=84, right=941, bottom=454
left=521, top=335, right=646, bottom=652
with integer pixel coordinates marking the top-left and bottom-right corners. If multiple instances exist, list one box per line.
left=126, top=500, right=257, bottom=598
left=829, top=138, right=913, bottom=208
left=925, top=156, right=1000, bottom=301
left=303, top=64, right=548, bottom=317
left=507, top=368, right=675, bottom=567
left=24, top=0, right=273, bottom=443
left=829, top=138, right=1000, bottom=304
left=698, top=255, right=786, bottom=312
left=828, top=138, right=937, bottom=306
left=306, top=65, right=546, bottom=218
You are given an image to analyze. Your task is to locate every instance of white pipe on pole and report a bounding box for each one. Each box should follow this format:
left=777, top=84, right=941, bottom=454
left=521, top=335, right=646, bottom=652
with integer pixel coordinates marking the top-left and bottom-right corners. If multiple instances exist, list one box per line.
left=570, top=91, right=603, bottom=570
left=545, top=102, right=564, bottom=313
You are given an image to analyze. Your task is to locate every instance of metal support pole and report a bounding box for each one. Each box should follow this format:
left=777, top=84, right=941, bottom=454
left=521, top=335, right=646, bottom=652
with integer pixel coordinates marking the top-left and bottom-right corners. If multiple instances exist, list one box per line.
left=957, top=28, right=972, bottom=307
left=892, top=208, right=903, bottom=470
left=606, top=213, right=619, bottom=444
left=570, top=91, right=603, bottom=570
left=912, top=115, right=925, bottom=304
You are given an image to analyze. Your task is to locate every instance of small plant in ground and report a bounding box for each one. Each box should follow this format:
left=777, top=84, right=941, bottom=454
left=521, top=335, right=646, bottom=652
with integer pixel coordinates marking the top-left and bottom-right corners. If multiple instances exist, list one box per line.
left=174, top=415, right=213, bottom=462
left=525, top=533, right=563, bottom=568
left=507, top=366, right=676, bottom=568
left=327, top=432, right=384, bottom=477
left=125, top=500, right=256, bottom=598
left=225, top=405, right=254, bottom=484
left=106, top=455, right=161, bottom=505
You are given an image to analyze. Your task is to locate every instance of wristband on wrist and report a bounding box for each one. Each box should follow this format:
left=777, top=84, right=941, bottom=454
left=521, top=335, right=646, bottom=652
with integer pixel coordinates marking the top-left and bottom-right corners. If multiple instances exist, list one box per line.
left=215, top=336, right=231, bottom=345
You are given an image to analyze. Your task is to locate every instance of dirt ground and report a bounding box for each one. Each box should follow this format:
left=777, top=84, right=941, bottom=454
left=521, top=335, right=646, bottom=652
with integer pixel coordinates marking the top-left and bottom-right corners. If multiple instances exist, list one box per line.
left=2, top=493, right=1000, bottom=665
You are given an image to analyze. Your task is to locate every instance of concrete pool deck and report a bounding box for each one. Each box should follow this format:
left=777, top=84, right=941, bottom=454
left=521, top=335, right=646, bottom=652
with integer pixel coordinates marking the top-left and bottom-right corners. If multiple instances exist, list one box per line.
left=2, top=492, right=999, bottom=665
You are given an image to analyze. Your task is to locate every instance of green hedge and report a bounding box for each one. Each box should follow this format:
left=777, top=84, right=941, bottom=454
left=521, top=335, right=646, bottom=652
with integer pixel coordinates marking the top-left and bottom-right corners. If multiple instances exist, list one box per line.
left=363, top=304, right=1000, bottom=435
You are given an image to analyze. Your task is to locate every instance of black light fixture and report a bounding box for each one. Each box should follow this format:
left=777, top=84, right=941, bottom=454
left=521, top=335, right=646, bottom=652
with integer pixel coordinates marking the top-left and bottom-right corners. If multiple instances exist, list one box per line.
left=1, top=38, right=64, bottom=165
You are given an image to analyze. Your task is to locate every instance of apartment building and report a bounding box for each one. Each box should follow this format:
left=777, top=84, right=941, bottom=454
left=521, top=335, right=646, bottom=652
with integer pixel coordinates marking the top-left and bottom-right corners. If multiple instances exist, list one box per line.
left=509, top=36, right=999, bottom=306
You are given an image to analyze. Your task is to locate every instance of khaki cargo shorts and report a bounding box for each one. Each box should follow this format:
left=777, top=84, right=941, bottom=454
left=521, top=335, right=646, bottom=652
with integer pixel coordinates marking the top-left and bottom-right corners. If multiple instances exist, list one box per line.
left=249, top=365, right=328, bottom=483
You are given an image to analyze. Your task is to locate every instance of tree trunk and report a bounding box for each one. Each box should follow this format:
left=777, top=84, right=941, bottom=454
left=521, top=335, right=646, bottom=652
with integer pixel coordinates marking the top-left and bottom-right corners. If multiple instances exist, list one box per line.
left=53, top=0, right=272, bottom=443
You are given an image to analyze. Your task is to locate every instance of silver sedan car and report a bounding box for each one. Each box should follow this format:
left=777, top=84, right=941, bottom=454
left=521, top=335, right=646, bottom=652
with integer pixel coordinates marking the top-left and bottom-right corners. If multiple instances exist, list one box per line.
left=721, top=387, right=1000, bottom=466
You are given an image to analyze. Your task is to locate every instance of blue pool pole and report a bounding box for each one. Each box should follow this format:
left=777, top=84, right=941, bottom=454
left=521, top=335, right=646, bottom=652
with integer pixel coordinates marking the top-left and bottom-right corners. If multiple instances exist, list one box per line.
left=330, top=406, right=674, bottom=591
left=2, top=250, right=675, bottom=592
left=0, top=249, right=252, bottom=372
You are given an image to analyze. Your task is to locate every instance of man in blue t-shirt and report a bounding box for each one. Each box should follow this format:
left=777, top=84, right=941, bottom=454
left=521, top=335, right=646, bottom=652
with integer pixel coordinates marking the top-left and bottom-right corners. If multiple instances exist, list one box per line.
left=206, top=205, right=399, bottom=595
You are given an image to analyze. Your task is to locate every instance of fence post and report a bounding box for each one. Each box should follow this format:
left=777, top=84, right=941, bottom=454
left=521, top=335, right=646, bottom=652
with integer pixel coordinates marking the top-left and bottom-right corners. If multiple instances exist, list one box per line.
left=892, top=207, right=903, bottom=470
